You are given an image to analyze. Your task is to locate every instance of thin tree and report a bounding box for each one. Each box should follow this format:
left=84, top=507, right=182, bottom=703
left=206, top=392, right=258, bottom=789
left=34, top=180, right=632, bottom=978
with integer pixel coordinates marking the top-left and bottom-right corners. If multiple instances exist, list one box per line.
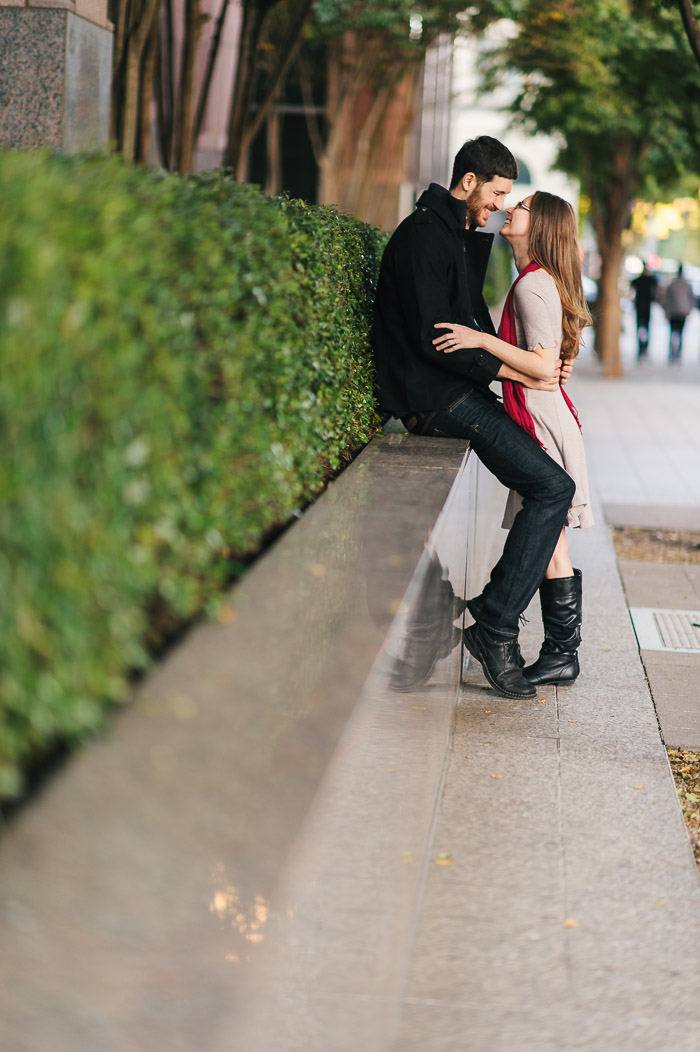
left=676, top=0, right=700, bottom=66
left=223, top=0, right=315, bottom=180
left=111, top=0, right=164, bottom=161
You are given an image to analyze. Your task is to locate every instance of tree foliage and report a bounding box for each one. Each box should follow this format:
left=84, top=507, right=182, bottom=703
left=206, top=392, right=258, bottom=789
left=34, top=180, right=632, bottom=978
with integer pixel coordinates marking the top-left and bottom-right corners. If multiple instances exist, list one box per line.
left=301, top=0, right=468, bottom=225
left=463, top=0, right=700, bottom=374
left=0, top=151, right=383, bottom=798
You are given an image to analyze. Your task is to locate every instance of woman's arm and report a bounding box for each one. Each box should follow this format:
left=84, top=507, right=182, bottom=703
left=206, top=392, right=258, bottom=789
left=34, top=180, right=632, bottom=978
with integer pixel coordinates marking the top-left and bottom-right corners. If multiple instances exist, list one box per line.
left=433, top=323, right=558, bottom=381
left=498, top=361, right=561, bottom=390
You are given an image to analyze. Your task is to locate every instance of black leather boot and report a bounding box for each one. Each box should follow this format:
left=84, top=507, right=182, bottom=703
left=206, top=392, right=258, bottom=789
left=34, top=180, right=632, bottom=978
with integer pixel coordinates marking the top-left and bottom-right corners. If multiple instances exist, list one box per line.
left=523, top=569, right=582, bottom=686
left=467, top=595, right=525, bottom=667
left=464, top=623, right=536, bottom=699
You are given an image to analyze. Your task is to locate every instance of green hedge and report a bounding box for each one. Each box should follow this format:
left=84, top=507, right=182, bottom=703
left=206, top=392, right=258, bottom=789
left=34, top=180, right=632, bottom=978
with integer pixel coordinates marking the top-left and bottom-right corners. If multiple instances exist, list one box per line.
left=0, top=152, right=384, bottom=799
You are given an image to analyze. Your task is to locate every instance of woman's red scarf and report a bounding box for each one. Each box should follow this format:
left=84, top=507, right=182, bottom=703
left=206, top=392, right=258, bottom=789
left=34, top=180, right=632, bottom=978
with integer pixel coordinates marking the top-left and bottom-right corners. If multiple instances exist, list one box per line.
left=499, top=261, right=581, bottom=449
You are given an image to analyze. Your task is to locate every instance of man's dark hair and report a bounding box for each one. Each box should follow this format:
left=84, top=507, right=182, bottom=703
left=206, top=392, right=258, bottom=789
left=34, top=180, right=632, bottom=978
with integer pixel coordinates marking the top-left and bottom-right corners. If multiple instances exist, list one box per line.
left=449, top=136, right=518, bottom=189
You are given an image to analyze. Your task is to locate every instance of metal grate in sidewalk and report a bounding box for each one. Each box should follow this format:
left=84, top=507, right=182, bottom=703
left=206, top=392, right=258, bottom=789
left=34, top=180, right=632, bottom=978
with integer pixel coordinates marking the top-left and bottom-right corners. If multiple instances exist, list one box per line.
left=629, top=607, right=700, bottom=653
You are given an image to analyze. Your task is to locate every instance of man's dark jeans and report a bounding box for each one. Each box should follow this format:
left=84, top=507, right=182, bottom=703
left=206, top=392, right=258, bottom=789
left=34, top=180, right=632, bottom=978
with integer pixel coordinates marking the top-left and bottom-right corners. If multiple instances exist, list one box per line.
left=408, top=388, right=575, bottom=639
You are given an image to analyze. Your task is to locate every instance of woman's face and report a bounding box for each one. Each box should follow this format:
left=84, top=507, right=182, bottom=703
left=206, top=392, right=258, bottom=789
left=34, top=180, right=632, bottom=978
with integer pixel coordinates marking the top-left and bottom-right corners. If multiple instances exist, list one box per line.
left=500, top=195, right=533, bottom=243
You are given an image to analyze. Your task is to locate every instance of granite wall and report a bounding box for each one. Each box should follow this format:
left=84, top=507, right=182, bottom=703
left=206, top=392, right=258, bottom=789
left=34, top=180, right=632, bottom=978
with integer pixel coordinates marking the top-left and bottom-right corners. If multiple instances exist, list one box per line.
left=0, top=3, right=112, bottom=153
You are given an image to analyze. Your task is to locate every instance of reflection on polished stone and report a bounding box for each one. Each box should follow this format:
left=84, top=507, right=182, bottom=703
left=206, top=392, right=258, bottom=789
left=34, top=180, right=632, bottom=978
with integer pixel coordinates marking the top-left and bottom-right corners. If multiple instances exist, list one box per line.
left=388, top=552, right=466, bottom=693
left=221, top=440, right=483, bottom=1051
left=0, top=435, right=473, bottom=1052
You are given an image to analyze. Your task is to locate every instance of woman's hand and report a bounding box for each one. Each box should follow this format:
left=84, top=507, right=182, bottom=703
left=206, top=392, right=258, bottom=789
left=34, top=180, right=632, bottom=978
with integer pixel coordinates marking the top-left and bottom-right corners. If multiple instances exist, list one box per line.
left=560, top=358, right=573, bottom=386
left=433, top=322, right=483, bottom=353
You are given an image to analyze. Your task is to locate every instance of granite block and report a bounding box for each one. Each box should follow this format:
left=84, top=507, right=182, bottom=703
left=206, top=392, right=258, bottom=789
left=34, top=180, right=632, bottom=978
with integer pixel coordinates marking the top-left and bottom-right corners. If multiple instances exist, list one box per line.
left=655, top=717, right=700, bottom=750
left=402, top=875, right=568, bottom=1002
left=0, top=9, right=66, bottom=149
left=618, top=559, right=700, bottom=609
left=63, top=12, right=112, bottom=151
left=29, top=0, right=76, bottom=9
left=604, top=503, right=700, bottom=530
left=397, top=1000, right=566, bottom=1052
left=74, top=0, right=110, bottom=28
left=0, top=8, right=111, bottom=152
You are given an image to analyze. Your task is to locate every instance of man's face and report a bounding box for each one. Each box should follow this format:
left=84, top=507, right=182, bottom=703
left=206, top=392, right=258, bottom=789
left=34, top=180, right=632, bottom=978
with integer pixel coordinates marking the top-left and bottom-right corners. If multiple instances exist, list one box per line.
left=465, top=175, right=513, bottom=228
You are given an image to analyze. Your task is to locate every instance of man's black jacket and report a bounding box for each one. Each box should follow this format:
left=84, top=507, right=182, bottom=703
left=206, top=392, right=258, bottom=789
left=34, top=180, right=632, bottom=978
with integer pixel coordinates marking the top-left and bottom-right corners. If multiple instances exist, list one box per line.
left=371, top=182, right=502, bottom=416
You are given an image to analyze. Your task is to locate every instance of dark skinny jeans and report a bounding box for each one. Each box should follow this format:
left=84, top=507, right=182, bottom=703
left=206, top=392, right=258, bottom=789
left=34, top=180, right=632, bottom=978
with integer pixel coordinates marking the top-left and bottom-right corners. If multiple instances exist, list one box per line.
left=409, top=388, right=576, bottom=639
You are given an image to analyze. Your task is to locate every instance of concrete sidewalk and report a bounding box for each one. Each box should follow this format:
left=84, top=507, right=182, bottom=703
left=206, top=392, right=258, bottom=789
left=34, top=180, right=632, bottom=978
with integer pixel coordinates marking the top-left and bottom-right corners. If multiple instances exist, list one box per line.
left=572, top=349, right=700, bottom=751
left=227, top=354, right=700, bottom=1050
left=397, top=353, right=700, bottom=1050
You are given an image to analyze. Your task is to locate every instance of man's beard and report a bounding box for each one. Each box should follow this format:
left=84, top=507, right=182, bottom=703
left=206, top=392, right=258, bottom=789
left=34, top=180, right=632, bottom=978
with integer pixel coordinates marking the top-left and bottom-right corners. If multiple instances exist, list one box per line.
left=466, top=186, right=491, bottom=228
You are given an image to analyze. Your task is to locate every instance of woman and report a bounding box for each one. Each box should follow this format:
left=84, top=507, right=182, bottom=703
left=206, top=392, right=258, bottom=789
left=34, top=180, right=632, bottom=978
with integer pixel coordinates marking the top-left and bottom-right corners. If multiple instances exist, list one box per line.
left=433, top=191, right=593, bottom=686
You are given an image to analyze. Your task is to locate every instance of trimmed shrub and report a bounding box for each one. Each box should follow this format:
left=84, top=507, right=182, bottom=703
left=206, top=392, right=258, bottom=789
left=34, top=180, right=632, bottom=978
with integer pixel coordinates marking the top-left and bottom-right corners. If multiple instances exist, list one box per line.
left=0, top=152, right=384, bottom=798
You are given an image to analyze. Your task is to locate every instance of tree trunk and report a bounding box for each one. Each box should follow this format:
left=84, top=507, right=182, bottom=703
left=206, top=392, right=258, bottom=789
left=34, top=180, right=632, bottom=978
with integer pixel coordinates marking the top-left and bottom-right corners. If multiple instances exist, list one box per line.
left=317, top=36, right=374, bottom=208
left=155, top=0, right=175, bottom=168
left=584, top=134, right=639, bottom=376
left=677, top=0, right=700, bottom=69
left=355, top=64, right=421, bottom=227
left=110, top=0, right=131, bottom=145
left=264, top=104, right=282, bottom=195
left=235, top=0, right=314, bottom=179
left=137, top=22, right=159, bottom=162
left=224, top=0, right=272, bottom=172
left=178, top=0, right=206, bottom=173
left=317, top=36, right=422, bottom=227
left=121, top=0, right=163, bottom=161
left=594, top=236, right=625, bottom=377
left=342, top=85, right=391, bottom=217
left=298, top=53, right=324, bottom=167
left=194, top=0, right=231, bottom=139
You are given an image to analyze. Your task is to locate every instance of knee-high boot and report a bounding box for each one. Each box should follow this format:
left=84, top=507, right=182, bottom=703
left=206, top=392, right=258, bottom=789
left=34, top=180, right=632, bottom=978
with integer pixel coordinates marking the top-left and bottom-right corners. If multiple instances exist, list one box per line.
left=523, top=569, right=582, bottom=686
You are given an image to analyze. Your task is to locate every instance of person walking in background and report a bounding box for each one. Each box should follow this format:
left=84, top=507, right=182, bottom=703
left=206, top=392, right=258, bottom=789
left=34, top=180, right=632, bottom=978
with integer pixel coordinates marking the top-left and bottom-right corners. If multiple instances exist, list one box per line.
left=630, top=262, right=658, bottom=360
left=371, top=137, right=575, bottom=701
left=664, top=264, right=694, bottom=363
left=434, top=191, right=592, bottom=687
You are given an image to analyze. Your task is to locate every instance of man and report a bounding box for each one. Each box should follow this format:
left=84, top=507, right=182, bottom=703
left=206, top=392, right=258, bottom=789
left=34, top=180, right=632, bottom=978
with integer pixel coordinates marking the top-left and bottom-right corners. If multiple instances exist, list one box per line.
left=664, top=263, right=695, bottom=364
left=630, top=263, right=658, bottom=360
left=372, top=136, right=575, bottom=700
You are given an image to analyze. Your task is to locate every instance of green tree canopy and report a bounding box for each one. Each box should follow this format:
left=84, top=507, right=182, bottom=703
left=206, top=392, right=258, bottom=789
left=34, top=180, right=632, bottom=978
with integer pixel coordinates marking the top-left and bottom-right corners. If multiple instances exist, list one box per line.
left=464, top=0, right=700, bottom=373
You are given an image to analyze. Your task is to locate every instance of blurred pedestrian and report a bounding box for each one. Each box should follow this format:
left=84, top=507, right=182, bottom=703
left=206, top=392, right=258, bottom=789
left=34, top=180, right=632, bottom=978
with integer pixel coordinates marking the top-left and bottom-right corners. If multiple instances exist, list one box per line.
left=664, top=264, right=694, bottom=363
left=630, top=262, right=658, bottom=360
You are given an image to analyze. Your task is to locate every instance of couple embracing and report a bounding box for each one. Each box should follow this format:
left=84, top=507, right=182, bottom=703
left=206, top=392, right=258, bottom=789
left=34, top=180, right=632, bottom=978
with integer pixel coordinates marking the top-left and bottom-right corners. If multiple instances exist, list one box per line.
left=372, top=136, right=593, bottom=700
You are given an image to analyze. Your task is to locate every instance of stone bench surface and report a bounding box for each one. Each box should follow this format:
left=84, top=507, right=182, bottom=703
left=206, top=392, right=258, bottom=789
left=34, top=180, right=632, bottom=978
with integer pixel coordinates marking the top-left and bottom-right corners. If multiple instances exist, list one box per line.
left=0, top=434, right=472, bottom=1052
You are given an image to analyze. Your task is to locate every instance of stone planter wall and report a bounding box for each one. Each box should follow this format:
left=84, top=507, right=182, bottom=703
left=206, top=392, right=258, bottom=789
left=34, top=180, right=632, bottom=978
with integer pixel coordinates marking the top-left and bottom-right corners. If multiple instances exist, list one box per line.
left=0, top=1, right=112, bottom=152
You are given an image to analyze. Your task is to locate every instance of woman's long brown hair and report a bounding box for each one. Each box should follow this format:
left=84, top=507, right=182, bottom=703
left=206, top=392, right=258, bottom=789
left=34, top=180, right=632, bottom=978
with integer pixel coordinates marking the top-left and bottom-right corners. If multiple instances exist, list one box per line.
left=527, top=191, right=592, bottom=360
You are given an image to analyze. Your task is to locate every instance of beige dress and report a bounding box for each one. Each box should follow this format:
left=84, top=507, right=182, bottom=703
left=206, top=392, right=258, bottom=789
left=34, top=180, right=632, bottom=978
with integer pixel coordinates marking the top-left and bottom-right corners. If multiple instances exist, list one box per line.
left=502, top=269, right=594, bottom=530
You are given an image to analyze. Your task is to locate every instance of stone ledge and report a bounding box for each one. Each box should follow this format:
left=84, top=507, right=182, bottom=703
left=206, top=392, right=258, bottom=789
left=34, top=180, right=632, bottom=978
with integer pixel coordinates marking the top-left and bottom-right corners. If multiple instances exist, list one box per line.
left=0, top=434, right=473, bottom=1051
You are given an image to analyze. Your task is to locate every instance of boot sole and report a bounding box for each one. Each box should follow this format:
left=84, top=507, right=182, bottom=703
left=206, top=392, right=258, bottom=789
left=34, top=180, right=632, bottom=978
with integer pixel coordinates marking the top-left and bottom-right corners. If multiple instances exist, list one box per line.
left=524, top=676, right=579, bottom=687
left=464, top=631, right=536, bottom=700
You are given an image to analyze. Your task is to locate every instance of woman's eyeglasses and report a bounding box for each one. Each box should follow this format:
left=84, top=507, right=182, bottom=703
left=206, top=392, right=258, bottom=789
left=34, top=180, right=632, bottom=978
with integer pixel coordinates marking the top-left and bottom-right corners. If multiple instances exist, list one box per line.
left=514, top=201, right=531, bottom=212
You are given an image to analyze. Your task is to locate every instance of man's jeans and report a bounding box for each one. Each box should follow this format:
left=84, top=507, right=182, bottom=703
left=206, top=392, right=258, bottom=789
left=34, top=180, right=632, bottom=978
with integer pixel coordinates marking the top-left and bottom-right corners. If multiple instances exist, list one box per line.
left=409, top=388, right=576, bottom=639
